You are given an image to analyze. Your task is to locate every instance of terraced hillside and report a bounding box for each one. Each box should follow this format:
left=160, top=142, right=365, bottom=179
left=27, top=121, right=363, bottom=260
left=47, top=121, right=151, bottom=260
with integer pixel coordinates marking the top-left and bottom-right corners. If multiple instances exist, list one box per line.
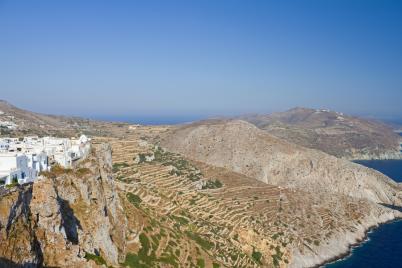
left=161, top=120, right=402, bottom=205
left=94, top=126, right=397, bottom=267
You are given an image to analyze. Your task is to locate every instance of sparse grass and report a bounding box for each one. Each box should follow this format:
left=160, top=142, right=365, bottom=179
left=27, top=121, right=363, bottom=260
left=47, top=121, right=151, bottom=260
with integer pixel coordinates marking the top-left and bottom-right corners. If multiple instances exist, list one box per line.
left=5, top=181, right=18, bottom=188
left=75, top=167, right=91, bottom=176
left=40, top=164, right=73, bottom=178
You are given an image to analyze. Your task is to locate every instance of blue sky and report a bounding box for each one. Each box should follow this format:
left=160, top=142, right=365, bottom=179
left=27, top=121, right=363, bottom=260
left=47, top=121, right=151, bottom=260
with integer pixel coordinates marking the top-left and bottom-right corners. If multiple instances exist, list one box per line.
left=0, top=0, right=401, bottom=119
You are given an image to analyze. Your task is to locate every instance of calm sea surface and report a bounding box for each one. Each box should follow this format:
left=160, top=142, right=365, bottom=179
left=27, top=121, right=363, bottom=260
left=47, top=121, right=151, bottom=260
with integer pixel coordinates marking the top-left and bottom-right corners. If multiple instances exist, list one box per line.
left=325, top=159, right=402, bottom=268
left=88, top=115, right=209, bottom=125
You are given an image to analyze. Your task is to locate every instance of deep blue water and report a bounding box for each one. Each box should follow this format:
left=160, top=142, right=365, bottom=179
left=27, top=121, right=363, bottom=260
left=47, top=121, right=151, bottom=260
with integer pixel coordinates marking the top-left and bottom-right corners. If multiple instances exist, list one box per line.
left=326, top=159, right=402, bottom=268
left=86, top=115, right=210, bottom=125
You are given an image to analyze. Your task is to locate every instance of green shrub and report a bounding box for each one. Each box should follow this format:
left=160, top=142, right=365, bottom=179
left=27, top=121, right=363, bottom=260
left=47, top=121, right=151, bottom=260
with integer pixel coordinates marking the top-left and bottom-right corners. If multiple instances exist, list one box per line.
left=171, top=215, right=189, bottom=225
left=252, top=248, right=262, bottom=264
left=112, top=162, right=129, bottom=172
left=185, top=231, right=213, bottom=250
left=84, top=252, right=107, bottom=266
left=202, top=179, right=223, bottom=189
left=126, top=192, right=142, bottom=207
left=196, top=258, right=205, bottom=268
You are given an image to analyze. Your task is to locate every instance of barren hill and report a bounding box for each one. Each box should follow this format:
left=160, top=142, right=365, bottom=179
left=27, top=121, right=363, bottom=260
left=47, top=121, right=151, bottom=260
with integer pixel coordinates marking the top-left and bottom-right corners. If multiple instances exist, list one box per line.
left=160, top=120, right=402, bottom=205
left=103, top=131, right=400, bottom=267
left=0, top=100, right=129, bottom=137
left=239, top=108, right=402, bottom=159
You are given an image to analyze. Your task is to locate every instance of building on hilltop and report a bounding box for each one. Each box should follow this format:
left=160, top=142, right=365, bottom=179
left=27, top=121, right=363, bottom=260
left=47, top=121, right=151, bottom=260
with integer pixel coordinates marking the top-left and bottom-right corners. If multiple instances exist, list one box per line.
left=0, top=135, right=91, bottom=186
left=0, top=152, right=37, bottom=185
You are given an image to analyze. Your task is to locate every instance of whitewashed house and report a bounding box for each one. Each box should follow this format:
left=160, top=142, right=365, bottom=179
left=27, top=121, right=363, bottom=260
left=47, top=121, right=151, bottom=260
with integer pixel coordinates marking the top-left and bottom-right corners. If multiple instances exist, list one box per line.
left=0, top=153, right=37, bottom=185
left=0, top=135, right=91, bottom=186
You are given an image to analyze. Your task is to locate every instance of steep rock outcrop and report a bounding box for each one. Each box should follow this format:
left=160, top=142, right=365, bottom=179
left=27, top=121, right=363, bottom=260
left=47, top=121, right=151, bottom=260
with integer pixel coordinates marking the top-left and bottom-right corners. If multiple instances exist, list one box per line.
left=0, top=144, right=127, bottom=267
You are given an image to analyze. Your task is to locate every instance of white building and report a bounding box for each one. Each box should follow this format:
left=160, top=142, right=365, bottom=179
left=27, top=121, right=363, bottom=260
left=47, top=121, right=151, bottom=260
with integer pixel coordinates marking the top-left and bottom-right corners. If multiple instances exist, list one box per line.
left=0, top=120, right=18, bottom=129
left=0, top=135, right=91, bottom=186
left=0, top=153, right=37, bottom=185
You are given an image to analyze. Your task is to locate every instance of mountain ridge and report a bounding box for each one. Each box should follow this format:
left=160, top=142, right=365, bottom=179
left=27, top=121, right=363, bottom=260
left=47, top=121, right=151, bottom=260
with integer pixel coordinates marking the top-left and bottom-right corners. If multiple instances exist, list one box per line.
left=160, top=119, right=402, bottom=205
left=237, top=107, right=402, bottom=160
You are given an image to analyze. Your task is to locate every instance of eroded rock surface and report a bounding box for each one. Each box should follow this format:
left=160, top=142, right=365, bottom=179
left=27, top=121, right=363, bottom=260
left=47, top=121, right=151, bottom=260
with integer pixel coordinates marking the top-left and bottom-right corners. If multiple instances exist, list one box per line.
left=0, top=144, right=127, bottom=267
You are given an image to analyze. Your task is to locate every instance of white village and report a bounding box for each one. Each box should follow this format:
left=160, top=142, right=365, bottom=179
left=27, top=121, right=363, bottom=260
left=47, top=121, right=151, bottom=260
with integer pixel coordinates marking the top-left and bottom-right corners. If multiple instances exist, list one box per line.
left=0, top=135, right=91, bottom=186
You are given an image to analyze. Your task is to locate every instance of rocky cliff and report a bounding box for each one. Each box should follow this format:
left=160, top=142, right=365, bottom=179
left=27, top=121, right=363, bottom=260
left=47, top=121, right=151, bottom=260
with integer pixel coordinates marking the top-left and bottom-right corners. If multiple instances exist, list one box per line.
left=160, top=120, right=402, bottom=206
left=0, top=144, right=127, bottom=267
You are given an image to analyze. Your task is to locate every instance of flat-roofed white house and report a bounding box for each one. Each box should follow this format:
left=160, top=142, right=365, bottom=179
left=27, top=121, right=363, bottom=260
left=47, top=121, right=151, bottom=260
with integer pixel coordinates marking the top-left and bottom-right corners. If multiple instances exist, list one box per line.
left=0, top=135, right=91, bottom=186
left=0, top=153, right=37, bottom=185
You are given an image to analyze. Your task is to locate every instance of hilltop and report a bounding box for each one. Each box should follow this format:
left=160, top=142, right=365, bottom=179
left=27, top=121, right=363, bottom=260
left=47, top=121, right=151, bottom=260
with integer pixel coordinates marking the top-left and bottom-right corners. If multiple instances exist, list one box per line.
left=238, top=107, right=401, bottom=160
left=160, top=120, right=402, bottom=204
left=158, top=119, right=402, bottom=266
left=103, top=130, right=401, bottom=267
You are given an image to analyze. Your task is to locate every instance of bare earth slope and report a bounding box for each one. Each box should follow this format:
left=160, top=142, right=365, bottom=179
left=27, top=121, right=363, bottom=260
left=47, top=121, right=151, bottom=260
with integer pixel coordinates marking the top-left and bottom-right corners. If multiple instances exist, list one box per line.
left=0, top=100, right=129, bottom=137
left=239, top=108, right=402, bottom=160
left=160, top=120, right=402, bottom=206
left=105, top=132, right=400, bottom=268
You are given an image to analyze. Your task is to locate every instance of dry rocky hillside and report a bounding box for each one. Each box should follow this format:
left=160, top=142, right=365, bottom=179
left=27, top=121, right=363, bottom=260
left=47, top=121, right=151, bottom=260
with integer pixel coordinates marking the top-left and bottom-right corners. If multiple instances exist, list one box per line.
left=239, top=108, right=402, bottom=160
left=160, top=120, right=402, bottom=205
left=0, top=144, right=127, bottom=267
left=2, top=101, right=402, bottom=267
left=98, top=129, right=400, bottom=268
left=0, top=100, right=129, bottom=137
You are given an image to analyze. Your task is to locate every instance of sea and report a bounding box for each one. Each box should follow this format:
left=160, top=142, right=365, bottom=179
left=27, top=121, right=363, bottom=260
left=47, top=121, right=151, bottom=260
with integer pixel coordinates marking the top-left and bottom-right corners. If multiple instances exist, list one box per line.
left=325, top=158, right=402, bottom=268
left=88, top=115, right=210, bottom=125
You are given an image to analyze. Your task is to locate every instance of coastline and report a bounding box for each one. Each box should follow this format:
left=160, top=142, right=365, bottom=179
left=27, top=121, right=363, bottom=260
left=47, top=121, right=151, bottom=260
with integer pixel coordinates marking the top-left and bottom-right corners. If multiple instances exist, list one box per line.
left=313, top=223, right=380, bottom=267
left=312, top=217, right=402, bottom=268
left=346, top=154, right=402, bottom=161
left=290, top=208, right=402, bottom=268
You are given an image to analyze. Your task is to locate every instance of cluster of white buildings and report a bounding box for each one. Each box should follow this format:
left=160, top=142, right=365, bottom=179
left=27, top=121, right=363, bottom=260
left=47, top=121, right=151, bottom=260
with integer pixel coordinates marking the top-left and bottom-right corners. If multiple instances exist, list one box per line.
left=0, top=110, right=17, bottom=130
left=0, top=135, right=91, bottom=186
left=0, top=120, right=17, bottom=130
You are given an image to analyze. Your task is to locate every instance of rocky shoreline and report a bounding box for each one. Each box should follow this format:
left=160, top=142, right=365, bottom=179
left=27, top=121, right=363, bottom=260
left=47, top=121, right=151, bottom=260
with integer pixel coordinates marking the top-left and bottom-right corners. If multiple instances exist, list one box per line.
left=291, top=209, right=402, bottom=268
left=314, top=223, right=384, bottom=268
left=346, top=151, right=402, bottom=161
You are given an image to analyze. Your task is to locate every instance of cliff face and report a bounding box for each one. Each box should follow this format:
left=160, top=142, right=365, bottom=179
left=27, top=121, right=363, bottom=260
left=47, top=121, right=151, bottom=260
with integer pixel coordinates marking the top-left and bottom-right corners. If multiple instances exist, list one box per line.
left=0, top=144, right=127, bottom=267
left=160, top=120, right=402, bottom=206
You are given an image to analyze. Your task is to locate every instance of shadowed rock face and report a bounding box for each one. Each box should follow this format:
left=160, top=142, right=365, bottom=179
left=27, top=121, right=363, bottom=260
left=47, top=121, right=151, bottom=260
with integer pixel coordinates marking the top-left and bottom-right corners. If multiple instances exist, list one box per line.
left=238, top=108, right=401, bottom=160
left=0, top=144, right=127, bottom=267
left=161, top=120, right=402, bottom=205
